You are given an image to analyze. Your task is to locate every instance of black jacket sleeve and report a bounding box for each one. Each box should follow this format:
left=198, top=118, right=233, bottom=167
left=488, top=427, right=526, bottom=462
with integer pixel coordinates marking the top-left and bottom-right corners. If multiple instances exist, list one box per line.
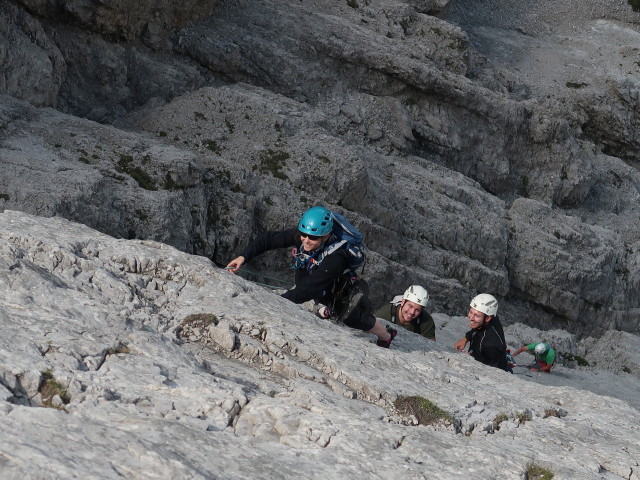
left=282, top=248, right=349, bottom=304
left=240, top=229, right=299, bottom=262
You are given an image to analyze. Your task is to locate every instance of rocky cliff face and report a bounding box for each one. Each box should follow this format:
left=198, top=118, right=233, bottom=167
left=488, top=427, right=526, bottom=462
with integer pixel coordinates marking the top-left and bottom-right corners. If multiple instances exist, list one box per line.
left=1, top=210, right=639, bottom=479
left=1, top=0, right=640, bottom=337
left=14, top=0, right=218, bottom=45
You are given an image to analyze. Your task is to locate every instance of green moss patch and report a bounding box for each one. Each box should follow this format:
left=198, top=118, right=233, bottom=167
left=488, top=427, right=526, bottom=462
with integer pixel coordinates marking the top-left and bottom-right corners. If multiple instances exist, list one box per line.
left=116, top=154, right=157, bottom=191
left=39, top=370, right=70, bottom=409
left=253, top=149, right=290, bottom=180
left=560, top=352, right=590, bottom=367
left=526, top=463, right=554, bottom=480
left=203, top=139, right=222, bottom=155
left=394, top=395, right=452, bottom=425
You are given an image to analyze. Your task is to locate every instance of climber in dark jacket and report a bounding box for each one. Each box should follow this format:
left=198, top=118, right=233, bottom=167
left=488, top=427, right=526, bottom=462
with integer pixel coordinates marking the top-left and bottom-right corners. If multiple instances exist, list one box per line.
left=453, top=293, right=509, bottom=372
left=226, top=206, right=397, bottom=347
left=233, top=226, right=345, bottom=305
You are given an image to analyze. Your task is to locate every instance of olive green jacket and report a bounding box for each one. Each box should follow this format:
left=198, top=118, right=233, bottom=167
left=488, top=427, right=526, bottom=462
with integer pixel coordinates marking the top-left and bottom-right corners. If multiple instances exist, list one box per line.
left=376, top=300, right=436, bottom=341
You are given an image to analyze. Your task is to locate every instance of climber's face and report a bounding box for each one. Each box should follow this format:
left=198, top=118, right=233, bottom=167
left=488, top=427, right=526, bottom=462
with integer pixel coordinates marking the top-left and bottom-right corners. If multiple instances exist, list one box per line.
left=468, top=307, right=490, bottom=330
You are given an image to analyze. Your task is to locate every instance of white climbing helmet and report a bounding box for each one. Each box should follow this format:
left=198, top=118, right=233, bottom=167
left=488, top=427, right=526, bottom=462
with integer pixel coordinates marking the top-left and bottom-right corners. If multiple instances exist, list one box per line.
left=534, top=343, right=548, bottom=355
left=403, top=285, right=429, bottom=307
left=469, top=293, right=498, bottom=317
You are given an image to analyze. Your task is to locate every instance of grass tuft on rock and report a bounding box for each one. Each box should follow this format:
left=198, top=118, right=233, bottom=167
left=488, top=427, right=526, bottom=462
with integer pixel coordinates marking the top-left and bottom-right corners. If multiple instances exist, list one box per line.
left=116, top=154, right=157, bottom=191
left=494, top=412, right=508, bottom=427
left=202, top=139, right=222, bottom=155
left=107, top=343, right=131, bottom=355
left=526, top=462, right=554, bottom=480
left=394, top=395, right=452, bottom=425
left=560, top=352, right=589, bottom=367
left=181, top=313, right=219, bottom=329
left=543, top=408, right=566, bottom=418
left=253, top=149, right=290, bottom=180
left=39, top=370, right=70, bottom=409
left=516, top=411, right=532, bottom=424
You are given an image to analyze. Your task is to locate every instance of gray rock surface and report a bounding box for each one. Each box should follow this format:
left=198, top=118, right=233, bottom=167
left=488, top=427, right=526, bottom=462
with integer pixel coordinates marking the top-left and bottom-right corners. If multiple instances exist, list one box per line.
left=0, top=0, right=66, bottom=106
left=2, top=0, right=640, bottom=338
left=0, top=210, right=639, bottom=479
left=14, top=0, right=218, bottom=45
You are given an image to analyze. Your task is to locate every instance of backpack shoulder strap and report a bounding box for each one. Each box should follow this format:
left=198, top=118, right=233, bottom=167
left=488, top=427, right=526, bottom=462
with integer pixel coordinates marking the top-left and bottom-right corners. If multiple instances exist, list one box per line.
left=411, top=310, right=426, bottom=333
left=322, top=239, right=347, bottom=257
left=314, top=239, right=347, bottom=267
left=388, top=297, right=403, bottom=324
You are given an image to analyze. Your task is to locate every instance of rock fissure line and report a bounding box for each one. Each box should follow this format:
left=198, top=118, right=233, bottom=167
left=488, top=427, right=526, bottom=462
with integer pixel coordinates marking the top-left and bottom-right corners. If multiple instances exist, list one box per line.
left=176, top=318, right=469, bottom=432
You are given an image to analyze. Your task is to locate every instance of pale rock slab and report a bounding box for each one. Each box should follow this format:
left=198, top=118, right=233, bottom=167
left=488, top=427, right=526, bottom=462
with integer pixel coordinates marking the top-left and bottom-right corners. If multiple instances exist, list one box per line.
left=0, top=210, right=638, bottom=479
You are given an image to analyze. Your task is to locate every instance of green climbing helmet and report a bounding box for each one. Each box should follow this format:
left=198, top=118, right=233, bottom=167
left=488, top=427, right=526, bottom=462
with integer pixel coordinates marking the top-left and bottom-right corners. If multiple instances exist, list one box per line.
left=298, top=206, right=334, bottom=236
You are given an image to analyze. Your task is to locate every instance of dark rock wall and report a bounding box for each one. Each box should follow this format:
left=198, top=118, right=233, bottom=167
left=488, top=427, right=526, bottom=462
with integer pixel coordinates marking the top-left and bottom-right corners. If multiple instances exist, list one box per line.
left=2, top=0, right=640, bottom=337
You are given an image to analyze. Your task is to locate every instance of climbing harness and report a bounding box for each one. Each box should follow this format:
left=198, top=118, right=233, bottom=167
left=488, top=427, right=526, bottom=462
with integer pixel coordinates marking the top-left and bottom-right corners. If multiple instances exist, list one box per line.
left=290, top=246, right=322, bottom=271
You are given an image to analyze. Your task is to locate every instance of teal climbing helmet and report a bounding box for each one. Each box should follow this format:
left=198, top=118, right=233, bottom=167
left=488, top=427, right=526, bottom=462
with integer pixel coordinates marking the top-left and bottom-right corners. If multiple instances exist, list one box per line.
left=298, top=206, right=333, bottom=236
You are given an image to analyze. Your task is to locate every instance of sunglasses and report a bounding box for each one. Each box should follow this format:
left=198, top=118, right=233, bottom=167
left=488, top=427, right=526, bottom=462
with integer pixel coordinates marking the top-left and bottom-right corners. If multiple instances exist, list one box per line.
left=300, top=232, right=322, bottom=240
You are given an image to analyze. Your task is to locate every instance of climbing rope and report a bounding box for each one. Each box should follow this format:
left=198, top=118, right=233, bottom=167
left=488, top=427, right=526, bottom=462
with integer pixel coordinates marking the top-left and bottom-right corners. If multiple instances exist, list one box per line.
left=224, top=266, right=294, bottom=290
